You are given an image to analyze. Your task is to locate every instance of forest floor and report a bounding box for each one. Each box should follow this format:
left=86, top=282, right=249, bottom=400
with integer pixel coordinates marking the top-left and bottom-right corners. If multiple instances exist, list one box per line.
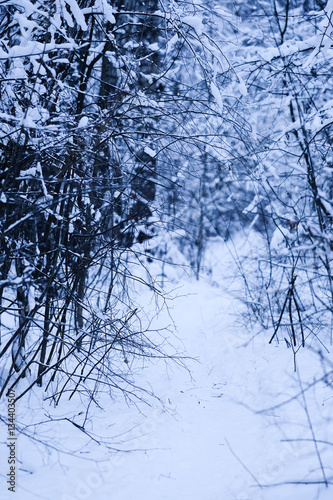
left=1, top=236, right=333, bottom=500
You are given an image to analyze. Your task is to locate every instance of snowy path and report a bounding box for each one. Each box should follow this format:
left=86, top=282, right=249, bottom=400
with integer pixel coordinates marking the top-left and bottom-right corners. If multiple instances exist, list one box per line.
left=96, top=280, right=333, bottom=500
left=2, top=271, right=333, bottom=500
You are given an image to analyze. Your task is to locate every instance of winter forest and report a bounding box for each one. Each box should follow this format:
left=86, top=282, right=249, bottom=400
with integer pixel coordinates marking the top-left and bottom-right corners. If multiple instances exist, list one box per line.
left=0, top=0, right=333, bottom=498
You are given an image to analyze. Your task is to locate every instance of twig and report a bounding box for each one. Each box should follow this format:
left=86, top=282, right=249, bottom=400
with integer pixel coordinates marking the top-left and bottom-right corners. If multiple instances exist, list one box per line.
left=224, top=438, right=263, bottom=489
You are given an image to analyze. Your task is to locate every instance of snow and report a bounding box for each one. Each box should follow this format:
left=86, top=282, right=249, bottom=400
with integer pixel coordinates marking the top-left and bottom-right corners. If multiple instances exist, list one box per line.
left=5, top=0, right=43, bottom=18
left=182, top=16, right=204, bottom=36
left=13, top=13, right=36, bottom=41
left=148, top=43, right=159, bottom=52
left=77, top=116, right=89, bottom=128
left=144, top=146, right=157, bottom=158
left=242, top=193, right=262, bottom=214
left=96, top=0, right=116, bottom=25
left=0, top=41, right=76, bottom=62
left=81, top=0, right=116, bottom=24
left=18, top=166, right=37, bottom=178
left=210, top=82, right=224, bottom=111
left=65, top=0, right=88, bottom=31
left=0, top=112, right=19, bottom=122
left=166, top=34, right=178, bottom=54
left=237, top=75, right=248, bottom=97
left=1, top=237, right=333, bottom=500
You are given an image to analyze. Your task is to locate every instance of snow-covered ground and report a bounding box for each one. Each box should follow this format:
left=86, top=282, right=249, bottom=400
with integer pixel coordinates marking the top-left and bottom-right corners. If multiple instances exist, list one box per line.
left=1, top=237, right=333, bottom=500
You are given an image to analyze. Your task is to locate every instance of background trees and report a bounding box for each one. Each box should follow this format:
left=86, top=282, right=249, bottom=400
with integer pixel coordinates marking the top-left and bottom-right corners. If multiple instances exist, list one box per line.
left=171, top=0, right=333, bottom=360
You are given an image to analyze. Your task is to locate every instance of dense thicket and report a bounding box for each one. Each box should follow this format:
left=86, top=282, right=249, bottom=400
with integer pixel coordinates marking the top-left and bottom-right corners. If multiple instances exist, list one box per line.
left=230, top=0, right=333, bottom=353
left=0, top=0, right=235, bottom=400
